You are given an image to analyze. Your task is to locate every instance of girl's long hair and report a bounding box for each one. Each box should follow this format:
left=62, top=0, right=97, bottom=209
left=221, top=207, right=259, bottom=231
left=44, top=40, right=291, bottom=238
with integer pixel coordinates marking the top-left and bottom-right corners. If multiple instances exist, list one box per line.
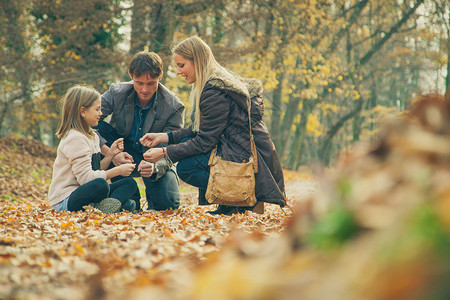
left=56, top=85, right=100, bottom=139
left=173, top=36, right=223, bottom=131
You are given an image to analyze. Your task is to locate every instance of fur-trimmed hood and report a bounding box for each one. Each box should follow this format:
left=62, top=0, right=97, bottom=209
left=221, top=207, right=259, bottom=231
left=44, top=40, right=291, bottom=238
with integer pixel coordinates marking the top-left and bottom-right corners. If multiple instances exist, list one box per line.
left=206, top=68, right=264, bottom=108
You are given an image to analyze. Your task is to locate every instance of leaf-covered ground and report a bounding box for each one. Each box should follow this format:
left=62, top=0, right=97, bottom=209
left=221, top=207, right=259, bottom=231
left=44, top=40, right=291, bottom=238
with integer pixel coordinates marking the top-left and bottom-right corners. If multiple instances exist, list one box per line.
left=0, top=137, right=314, bottom=299
left=1, top=95, right=449, bottom=300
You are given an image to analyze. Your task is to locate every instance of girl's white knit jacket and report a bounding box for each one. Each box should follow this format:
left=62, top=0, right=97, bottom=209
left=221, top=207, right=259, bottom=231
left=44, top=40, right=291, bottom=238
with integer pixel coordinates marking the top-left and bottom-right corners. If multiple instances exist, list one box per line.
left=48, top=129, right=106, bottom=206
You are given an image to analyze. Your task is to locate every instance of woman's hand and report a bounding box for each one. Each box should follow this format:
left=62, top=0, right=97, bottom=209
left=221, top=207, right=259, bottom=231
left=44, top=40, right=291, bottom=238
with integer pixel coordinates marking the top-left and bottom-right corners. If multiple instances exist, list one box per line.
left=109, top=138, right=124, bottom=156
left=143, top=148, right=165, bottom=162
left=140, top=133, right=169, bottom=148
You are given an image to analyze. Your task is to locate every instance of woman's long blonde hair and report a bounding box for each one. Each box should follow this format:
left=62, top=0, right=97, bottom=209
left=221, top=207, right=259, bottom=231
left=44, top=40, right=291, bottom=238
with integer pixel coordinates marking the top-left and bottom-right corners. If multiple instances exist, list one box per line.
left=56, top=85, right=100, bottom=139
left=173, top=36, right=223, bottom=131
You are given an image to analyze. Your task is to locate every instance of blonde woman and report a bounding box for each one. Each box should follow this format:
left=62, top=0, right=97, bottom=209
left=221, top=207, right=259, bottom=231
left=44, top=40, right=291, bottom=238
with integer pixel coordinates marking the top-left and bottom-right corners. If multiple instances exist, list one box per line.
left=48, top=85, right=138, bottom=213
left=141, top=36, right=286, bottom=215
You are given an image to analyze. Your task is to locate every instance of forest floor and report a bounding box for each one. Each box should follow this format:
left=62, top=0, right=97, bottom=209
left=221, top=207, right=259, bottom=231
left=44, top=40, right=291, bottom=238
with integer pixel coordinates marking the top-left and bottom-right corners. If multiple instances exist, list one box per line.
left=1, top=114, right=449, bottom=300
left=0, top=137, right=317, bottom=300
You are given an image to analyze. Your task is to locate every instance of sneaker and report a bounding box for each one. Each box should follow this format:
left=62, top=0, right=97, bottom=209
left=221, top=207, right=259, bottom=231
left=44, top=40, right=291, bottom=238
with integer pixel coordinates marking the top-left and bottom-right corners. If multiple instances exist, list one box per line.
left=92, top=198, right=121, bottom=214
left=122, top=199, right=136, bottom=213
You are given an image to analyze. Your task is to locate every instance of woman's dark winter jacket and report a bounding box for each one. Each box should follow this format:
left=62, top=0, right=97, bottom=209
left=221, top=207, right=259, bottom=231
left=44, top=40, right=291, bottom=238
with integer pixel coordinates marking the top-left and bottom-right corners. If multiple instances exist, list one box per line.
left=166, top=69, right=286, bottom=207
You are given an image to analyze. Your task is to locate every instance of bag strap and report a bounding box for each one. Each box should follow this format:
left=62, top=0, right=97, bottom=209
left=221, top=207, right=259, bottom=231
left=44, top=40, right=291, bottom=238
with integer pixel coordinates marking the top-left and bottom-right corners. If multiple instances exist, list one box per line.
left=208, top=82, right=258, bottom=173
left=208, top=147, right=217, bottom=165
left=246, top=96, right=258, bottom=173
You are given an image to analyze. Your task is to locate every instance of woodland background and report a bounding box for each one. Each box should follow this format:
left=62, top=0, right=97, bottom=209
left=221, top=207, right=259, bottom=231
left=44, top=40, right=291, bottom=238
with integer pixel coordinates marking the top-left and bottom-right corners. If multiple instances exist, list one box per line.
left=1, top=0, right=449, bottom=169
left=0, top=1, right=449, bottom=299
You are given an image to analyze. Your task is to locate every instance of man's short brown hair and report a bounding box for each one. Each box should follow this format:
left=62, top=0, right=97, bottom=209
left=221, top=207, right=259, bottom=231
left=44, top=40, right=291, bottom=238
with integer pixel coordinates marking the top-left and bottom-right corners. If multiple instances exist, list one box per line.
left=129, top=51, right=163, bottom=79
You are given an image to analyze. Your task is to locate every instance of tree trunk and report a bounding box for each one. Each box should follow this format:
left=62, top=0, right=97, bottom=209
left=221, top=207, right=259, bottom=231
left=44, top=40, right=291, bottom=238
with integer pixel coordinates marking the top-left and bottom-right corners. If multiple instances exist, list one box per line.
left=278, top=56, right=305, bottom=156
left=352, top=112, right=361, bottom=142
left=278, top=94, right=301, bottom=156
left=446, top=32, right=450, bottom=100
left=130, top=1, right=147, bottom=55
left=271, top=69, right=284, bottom=149
left=0, top=98, right=11, bottom=134
left=287, top=100, right=313, bottom=170
left=318, top=96, right=365, bottom=165
left=5, top=1, right=35, bottom=138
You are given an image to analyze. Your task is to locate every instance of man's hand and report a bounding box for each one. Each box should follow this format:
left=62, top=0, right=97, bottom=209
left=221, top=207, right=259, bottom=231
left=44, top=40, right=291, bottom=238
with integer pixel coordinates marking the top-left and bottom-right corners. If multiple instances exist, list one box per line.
left=140, top=133, right=168, bottom=148
left=112, top=152, right=134, bottom=166
left=138, top=160, right=155, bottom=177
left=143, top=148, right=164, bottom=163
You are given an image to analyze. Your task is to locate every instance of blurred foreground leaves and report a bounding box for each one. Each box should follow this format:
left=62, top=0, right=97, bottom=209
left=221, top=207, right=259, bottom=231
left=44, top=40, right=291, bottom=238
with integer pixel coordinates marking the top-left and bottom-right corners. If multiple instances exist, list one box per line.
left=179, top=95, right=450, bottom=300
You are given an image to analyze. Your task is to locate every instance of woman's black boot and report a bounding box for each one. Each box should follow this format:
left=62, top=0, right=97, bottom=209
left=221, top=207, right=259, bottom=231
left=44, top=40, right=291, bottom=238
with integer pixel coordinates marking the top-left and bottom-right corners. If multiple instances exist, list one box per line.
left=207, top=205, right=237, bottom=215
left=198, top=188, right=209, bottom=205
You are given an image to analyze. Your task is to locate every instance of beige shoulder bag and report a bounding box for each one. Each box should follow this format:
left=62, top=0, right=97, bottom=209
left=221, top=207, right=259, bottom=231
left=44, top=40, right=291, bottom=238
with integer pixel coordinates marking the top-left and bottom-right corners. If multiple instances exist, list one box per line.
left=205, top=97, right=258, bottom=206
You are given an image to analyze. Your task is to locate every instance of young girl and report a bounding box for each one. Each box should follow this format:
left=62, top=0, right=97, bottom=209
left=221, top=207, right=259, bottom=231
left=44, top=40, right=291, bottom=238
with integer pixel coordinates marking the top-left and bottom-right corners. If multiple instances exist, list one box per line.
left=48, top=85, right=138, bottom=213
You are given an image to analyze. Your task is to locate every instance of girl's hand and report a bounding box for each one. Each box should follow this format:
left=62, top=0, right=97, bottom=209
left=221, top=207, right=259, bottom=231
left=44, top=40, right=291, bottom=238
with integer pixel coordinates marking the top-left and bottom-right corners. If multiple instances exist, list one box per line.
left=112, top=152, right=134, bottom=166
left=143, top=148, right=165, bottom=162
left=140, top=133, right=168, bottom=148
left=116, top=163, right=136, bottom=177
left=110, top=138, right=124, bottom=156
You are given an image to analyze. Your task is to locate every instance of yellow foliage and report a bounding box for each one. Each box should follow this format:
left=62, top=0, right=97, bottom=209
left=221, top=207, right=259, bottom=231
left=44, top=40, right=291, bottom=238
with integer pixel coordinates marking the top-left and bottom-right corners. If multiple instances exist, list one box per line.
left=300, top=88, right=318, bottom=100
left=318, top=103, right=339, bottom=115
left=335, top=87, right=344, bottom=96
left=306, top=114, right=323, bottom=137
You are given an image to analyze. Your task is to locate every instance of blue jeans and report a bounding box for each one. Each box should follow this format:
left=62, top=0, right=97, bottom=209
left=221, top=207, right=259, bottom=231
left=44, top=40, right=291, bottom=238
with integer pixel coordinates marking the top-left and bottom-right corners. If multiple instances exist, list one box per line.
left=142, top=169, right=180, bottom=210
left=95, top=121, right=180, bottom=210
left=176, top=149, right=211, bottom=205
left=176, top=153, right=210, bottom=189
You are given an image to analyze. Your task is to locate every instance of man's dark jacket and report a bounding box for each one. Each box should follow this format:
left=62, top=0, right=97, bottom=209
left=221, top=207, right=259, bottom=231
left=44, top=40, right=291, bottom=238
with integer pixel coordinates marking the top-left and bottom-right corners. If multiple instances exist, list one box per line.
left=99, top=81, right=185, bottom=180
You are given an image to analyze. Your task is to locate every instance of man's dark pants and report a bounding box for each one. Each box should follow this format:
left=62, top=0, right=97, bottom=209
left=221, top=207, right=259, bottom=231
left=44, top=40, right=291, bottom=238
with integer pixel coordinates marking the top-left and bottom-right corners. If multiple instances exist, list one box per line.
left=95, top=121, right=180, bottom=211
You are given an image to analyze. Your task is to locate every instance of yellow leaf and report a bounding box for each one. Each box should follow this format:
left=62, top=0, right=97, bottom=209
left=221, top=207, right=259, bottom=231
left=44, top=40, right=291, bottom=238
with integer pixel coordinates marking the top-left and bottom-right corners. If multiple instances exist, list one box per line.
left=72, top=243, right=85, bottom=256
left=163, top=228, right=173, bottom=238
left=60, top=221, right=74, bottom=228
